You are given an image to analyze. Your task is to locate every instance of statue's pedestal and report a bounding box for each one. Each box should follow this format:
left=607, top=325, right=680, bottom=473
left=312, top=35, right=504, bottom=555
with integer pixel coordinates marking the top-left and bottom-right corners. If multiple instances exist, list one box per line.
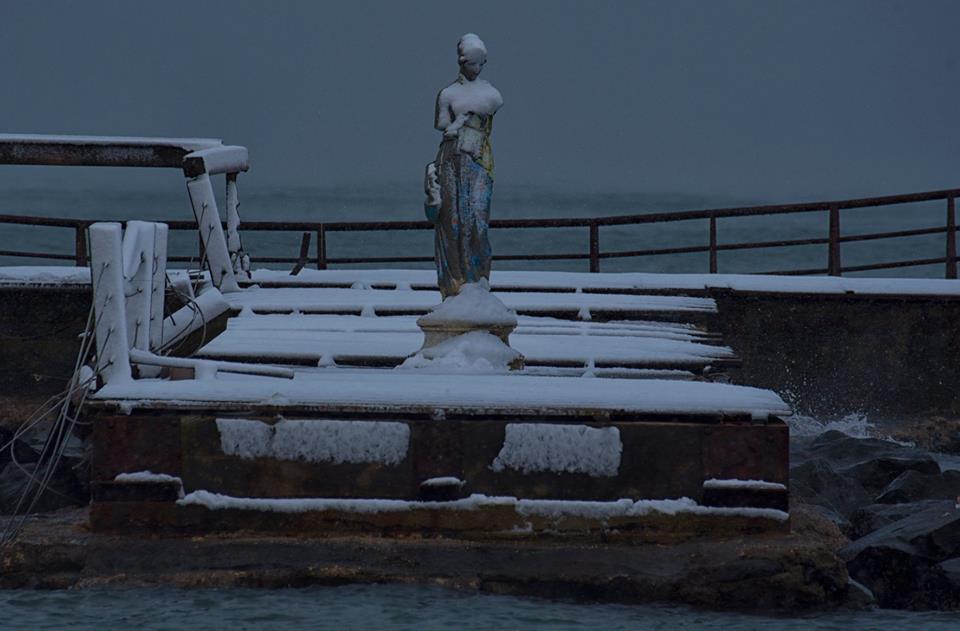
left=409, top=282, right=524, bottom=371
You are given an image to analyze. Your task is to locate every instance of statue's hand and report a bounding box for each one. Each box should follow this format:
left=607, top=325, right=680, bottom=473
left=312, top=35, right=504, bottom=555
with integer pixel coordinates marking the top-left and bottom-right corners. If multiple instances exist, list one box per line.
left=443, top=112, right=470, bottom=138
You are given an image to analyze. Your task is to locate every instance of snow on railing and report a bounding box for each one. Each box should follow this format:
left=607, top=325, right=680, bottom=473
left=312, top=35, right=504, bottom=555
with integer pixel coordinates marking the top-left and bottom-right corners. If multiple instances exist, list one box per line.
left=88, top=221, right=288, bottom=386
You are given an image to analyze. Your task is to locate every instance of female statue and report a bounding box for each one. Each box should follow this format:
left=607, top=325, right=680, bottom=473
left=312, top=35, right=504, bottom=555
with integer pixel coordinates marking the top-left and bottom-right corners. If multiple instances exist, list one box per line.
left=425, top=33, right=503, bottom=299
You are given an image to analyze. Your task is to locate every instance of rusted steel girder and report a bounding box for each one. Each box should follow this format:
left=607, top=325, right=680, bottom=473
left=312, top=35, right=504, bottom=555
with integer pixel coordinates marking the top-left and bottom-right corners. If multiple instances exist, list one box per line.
left=0, top=134, right=222, bottom=168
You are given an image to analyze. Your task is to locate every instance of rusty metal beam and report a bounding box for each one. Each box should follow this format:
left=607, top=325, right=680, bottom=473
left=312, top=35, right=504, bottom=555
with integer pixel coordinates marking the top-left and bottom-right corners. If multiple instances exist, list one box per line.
left=0, top=134, right=222, bottom=168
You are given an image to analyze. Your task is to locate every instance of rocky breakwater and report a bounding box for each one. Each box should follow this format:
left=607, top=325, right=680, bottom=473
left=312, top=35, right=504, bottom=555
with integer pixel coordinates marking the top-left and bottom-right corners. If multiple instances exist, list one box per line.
left=0, top=424, right=88, bottom=516
left=791, top=429, right=960, bottom=610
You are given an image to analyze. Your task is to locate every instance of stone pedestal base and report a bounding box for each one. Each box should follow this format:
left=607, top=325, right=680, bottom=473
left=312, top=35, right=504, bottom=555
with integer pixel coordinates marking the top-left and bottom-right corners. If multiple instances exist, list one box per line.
left=412, top=282, right=525, bottom=371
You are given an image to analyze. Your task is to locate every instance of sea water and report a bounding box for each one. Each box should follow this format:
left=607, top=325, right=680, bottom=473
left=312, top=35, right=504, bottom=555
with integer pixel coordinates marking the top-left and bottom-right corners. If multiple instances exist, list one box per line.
left=0, top=584, right=958, bottom=630
left=0, top=183, right=950, bottom=277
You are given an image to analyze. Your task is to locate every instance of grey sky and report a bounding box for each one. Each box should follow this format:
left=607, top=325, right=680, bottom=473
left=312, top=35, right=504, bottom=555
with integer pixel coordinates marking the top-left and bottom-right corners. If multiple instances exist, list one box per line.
left=2, top=0, right=958, bottom=200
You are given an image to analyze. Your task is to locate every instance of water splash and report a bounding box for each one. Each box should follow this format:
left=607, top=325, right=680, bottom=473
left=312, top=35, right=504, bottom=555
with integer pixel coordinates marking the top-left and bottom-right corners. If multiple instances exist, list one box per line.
left=787, top=412, right=875, bottom=438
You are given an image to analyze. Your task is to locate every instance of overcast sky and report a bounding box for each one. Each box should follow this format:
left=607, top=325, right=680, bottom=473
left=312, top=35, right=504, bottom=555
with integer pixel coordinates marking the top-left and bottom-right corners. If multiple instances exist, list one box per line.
left=2, top=0, right=958, bottom=200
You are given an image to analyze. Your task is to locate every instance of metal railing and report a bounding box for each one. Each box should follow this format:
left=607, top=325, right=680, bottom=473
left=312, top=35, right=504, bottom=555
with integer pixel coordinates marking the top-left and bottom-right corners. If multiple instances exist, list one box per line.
left=1, top=187, right=958, bottom=278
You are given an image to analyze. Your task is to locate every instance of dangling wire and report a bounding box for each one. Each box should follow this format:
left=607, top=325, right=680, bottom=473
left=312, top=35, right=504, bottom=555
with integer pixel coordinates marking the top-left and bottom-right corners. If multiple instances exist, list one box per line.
left=0, top=297, right=99, bottom=546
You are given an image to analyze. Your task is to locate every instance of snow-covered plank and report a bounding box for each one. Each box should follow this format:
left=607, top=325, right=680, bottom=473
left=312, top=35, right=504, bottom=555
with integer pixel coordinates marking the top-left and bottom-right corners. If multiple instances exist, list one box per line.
left=250, top=268, right=960, bottom=297
left=10, top=266, right=959, bottom=297
left=92, top=369, right=791, bottom=420
left=217, top=313, right=710, bottom=341
left=225, top=287, right=717, bottom=316
left=196, top=322, right=734, bottom=367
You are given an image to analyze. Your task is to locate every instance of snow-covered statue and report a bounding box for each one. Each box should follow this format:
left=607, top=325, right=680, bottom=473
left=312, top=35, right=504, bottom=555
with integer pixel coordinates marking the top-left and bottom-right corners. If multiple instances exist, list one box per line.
left=424, top=33, right=503, bottom=299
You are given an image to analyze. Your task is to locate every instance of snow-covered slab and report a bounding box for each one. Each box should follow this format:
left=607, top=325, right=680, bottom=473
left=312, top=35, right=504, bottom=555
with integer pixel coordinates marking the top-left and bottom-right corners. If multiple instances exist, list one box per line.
left=0, top=266, right=90, bottom=286
left=197, top=316, right=734, bottom=367
left=92, top=369, right=791, bottom=420
left=226, top=287, right=717, bottom=316
left=251, top=268, right=960, bottom=297
left=177, top=490, right=789, bottom=522
left=702, top=478, right=787, bottom=491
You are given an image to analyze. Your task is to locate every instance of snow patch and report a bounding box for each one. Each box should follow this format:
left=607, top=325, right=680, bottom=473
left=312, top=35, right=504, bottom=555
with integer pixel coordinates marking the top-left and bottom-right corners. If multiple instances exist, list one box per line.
left=417, top=281, right=517, bottom=328
left=216, top=418, right=410, bottom=465
left=399, top=331, right=520, bottom=373
left=491, top=423, right=622, bottom=477
left=420, top=477, right=465, bottom=488
left=703, top=479, right=787, bottom=491
left=114, top=471, right=184, bottom=498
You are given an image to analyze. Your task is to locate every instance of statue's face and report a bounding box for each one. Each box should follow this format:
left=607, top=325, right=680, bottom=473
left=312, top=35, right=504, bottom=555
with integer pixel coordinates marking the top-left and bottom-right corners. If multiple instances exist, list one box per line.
left=459, top=50, right=486, bottom=81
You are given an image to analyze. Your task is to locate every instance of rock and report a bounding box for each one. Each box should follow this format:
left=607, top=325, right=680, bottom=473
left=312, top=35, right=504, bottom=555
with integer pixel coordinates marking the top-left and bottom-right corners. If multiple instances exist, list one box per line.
left=0, top=426, right=41, bottom=469
left=0, top=458, right=88, bottom=515
left=939, top=557, right=960, bottom=589
left=794, top=430, right=932, bottom=469
left=841, top=500, right=960, bottom=609
left=880, top=416, right=960, bottom=455
left=840, top=456, right=940, bottom=494
left=849, top=501, right=947, bottom=540
left=875, top=470, right=960, bottom=504
left=790, top=458, right=871, bottom=527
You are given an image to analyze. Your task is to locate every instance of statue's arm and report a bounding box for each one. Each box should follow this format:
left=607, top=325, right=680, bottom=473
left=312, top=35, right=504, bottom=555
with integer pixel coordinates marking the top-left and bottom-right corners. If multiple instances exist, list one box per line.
left=435, top=90, right=452, bottom=132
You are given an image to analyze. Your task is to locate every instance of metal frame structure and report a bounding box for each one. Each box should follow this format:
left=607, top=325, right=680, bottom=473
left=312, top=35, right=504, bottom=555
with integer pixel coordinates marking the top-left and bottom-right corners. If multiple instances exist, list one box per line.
left=0, top=133, right=250, bottom=290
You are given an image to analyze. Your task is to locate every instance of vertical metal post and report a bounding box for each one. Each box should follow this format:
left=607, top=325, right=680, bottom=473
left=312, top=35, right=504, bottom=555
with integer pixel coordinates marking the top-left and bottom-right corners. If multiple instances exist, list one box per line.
left=75, top=224, right=89, bottom=267
left=709, top=215, right=718, bottom=274
left=316, top=225, right=327, bottom=270
left=947, top=197, right=957, bottom=279
left=828, top=205, right=841, bottom=276
left=290, top=232, right=311, bottom=276
left=589, top=223, right=600, bottom=273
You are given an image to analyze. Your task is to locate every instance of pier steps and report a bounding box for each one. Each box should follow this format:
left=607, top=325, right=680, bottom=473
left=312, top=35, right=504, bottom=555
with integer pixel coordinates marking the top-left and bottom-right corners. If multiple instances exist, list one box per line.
left=215, top=271, right=736, bottom=375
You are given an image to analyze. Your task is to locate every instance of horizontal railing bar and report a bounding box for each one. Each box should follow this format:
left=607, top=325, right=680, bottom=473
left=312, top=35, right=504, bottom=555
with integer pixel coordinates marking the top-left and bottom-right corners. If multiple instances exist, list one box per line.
left=764, top=267, right=831, bottom=276
left=600, top=244, right=711, bottom=259
left=324, top=255, right=435, bottom=264
left=493, top=253, right=592, bottom=261
left=839, top=256, right=953, bottom=273
left=0, top=214, right=93, bottom=228
left=718, top=237, right=828, bottom=251
left=838, top=225, right=947, bottom=243
left=0, top=249, right=76, bottom=260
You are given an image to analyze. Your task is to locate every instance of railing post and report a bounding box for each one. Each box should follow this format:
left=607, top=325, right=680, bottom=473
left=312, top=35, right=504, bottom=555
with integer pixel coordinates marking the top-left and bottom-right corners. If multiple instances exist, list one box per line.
left=947, top=197, right=957, bottom=279
left=709, top=215, right=718, bottom=274
left=828, top=204, right=841, bottom=276
left=316, top=225, right=327, bottom=270
left=74, top=224, right=89, bottom=267
left=589, top=222, right=600, bottom=273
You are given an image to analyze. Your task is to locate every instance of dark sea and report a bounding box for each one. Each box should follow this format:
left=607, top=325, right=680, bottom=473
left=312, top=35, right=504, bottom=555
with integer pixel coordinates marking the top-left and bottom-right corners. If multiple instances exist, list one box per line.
left=1, top=584, right=959, bottom=630
left=0, top=182, right=952, bottom=277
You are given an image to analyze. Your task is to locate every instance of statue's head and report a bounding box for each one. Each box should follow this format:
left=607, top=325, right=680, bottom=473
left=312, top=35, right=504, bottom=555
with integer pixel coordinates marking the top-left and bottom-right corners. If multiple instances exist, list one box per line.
left=458, top=33, right=487, bottom=81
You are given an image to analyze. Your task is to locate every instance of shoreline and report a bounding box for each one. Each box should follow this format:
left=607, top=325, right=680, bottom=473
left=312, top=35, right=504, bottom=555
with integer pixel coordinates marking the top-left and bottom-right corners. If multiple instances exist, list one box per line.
left=0, top=504, right=858, bottom=613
